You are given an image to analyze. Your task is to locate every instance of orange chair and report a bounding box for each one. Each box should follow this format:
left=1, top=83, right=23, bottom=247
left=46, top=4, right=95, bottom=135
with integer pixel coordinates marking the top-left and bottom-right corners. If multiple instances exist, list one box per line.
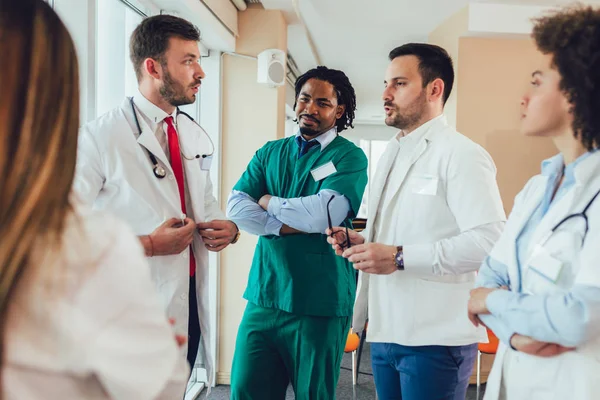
left=477, top=328, right=499, bottom=400
left=344, top=329, right=360, bottom=385
left=343, top=321, right=368, bottom=385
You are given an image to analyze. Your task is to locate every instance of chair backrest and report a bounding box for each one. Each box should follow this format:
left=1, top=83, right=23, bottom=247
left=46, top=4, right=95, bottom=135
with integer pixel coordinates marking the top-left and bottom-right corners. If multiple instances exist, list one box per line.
left=478, top=328, right=499, bottom=354
left=344, top=330, right=360, bottom=353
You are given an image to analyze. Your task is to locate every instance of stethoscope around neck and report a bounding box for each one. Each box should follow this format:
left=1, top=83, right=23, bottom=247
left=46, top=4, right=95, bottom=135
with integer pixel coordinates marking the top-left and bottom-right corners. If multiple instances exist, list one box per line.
left=545, top=186, right=600, bottom=246
left=130, top=97, right=215, bottom=179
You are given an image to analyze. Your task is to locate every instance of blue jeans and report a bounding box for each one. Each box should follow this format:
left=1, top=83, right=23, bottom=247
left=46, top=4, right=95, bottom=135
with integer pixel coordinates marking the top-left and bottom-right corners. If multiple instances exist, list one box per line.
left=371, top=342, right=477, bottom=400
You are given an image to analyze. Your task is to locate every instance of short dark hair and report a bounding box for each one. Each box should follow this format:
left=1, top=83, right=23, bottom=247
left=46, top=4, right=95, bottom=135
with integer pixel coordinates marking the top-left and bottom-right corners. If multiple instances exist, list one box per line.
left=129, top=15, right=200, bottom=82
left=293, top=66, right=357, bottom=133
left=388, top=43, right=454, bottom=105
left=532, top=5, right=600, bottom=151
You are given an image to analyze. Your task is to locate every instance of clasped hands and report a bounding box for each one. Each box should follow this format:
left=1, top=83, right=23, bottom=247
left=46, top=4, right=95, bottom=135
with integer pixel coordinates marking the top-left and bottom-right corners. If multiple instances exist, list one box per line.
left=468, top=287, right=575, bottom=357
left=147, top=217, right=238, bottom=255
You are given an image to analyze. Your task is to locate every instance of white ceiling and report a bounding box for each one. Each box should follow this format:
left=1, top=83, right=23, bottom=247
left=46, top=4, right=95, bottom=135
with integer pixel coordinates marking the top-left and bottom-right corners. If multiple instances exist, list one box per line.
left=260, top=0, right=594, bottom=124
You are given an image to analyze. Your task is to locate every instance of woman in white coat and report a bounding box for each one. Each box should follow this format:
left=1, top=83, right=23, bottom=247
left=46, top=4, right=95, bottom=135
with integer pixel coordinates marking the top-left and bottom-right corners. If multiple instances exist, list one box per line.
left=467, top=5, right=600, bottom=400
left=0, top=1, right=188, bottom=398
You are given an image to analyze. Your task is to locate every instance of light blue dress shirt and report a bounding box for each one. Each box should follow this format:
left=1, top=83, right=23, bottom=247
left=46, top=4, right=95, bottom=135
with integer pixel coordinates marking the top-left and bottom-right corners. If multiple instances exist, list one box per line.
left=476, top=151, right=600, bottom=348
left=227, top=128, right=351, bottom=236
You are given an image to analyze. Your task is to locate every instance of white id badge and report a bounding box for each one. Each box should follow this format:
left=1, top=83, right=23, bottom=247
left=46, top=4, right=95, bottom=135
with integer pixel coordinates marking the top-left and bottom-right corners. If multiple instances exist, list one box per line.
left=200, top=155, right=213, bottom=171
left=524, top=246, right=564, bottom=294
left=311, top=161, right=337, bottom=181
left=411, top=174, right=439, bottom=195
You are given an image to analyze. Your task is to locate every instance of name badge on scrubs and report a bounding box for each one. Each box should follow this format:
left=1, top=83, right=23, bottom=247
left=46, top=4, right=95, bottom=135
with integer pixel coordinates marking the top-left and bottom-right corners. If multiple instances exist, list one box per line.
left=200, top=155, right=213, bottom=171
left=311, top=161, right=337, bottom=182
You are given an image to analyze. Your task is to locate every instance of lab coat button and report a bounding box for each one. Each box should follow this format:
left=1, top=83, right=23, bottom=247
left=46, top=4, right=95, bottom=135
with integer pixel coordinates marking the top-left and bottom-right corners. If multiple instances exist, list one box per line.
left=169, top=175, right=175, bottom=181
left=180, top=293, right=187, bottom=300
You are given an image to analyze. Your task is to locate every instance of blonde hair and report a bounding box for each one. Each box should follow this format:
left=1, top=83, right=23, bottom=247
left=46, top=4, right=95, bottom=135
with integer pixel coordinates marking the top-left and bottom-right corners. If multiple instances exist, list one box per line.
left=0, top=0, right=79, bottom=385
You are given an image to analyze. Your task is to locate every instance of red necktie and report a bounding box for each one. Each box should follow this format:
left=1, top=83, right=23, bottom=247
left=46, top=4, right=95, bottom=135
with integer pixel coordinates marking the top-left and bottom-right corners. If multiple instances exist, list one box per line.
left=165, top=116, right=196, bottom=277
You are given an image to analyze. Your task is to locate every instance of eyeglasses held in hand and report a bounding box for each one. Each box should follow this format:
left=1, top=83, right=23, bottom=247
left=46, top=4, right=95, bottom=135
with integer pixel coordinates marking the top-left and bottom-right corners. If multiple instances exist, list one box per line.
left=327, top=195, right=352, bottom=249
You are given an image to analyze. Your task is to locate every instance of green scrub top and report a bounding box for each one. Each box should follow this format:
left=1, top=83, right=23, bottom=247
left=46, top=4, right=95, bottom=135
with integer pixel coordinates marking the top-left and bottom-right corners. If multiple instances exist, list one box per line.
left=233, top=135, right=368, bottom=317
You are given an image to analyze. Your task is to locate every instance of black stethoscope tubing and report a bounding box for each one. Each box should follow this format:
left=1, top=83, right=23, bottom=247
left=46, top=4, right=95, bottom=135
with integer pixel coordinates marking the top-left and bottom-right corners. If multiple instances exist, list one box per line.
left=129, top=98, right=214, bottom=179
left=550, top=186, right=600, bottom=246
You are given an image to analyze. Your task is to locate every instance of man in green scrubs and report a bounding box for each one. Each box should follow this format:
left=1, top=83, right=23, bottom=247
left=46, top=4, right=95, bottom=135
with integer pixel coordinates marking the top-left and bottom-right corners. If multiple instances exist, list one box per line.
left=227, top=66, right=368, bottom=399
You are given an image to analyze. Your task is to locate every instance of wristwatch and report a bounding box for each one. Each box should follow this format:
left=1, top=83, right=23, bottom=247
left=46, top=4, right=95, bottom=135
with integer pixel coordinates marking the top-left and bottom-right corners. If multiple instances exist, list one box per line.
left=394, top=246, right=404, bottom=270
left=230, top=224, right=241, bottom=244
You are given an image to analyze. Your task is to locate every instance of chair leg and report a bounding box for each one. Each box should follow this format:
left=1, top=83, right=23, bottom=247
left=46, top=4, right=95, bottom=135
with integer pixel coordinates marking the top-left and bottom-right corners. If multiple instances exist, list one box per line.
left=352, top=350, right=357, bottom=385
left=476, top=350, right=482, bottom=400
left=355, top=328, right=367, bottom=385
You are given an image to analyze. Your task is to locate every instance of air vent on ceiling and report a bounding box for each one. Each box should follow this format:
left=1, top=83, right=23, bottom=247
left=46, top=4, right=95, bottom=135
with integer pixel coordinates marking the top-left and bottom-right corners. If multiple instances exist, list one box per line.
left=245, top=0, right=262, bottom=3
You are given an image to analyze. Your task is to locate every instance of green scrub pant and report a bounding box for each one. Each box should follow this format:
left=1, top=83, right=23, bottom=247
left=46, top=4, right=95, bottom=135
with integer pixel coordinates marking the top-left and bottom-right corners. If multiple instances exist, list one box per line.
left=230, top=302, right=351, bottom=400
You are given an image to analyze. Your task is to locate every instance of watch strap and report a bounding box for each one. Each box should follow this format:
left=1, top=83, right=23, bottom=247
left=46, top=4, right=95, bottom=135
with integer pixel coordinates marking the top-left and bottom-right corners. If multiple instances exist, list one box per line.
left=394, top=246, right=404, bottom=270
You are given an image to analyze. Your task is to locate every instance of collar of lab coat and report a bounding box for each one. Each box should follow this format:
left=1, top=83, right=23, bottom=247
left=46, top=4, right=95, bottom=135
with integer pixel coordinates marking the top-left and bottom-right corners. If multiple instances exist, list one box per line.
left=125, top=94, right=172, bottom=176
left=364, top=115, right=449, bottom=240
left=501, top=150, right=600, bottom=290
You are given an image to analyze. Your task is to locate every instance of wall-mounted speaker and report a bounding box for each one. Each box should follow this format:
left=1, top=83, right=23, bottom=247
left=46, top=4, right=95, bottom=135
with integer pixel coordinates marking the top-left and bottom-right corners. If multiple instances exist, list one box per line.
left=257, top=49, right=286, bottom=87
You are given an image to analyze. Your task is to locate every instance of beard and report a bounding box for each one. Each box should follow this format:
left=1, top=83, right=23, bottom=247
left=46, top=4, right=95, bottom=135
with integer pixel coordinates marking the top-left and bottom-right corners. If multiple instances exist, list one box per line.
left=385, top=89, right=428, bottom=130
left=297, top=115, right=323, bottom=137
left=159, top=67, right=197, bottom=107
left=299, top=126, right=321, bottom=137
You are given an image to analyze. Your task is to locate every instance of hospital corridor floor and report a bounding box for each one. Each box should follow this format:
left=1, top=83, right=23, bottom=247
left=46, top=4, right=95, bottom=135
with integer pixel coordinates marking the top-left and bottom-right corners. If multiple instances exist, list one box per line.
left=208, top=342, right=485, bottom=399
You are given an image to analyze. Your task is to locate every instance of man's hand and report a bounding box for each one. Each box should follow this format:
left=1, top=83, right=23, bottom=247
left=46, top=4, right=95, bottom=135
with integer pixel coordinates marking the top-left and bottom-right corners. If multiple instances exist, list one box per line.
left=341, top=243, right=397, bottom=274
left=467, top=286, right=507, bottom=326
left=258, top=194, right=272, bottom=211
left=143, top=217, right=195, bottom=256
left=510, top=334, right=575, bottom=357
left=197, top=220, right=238, bottom=252
left=326, top=227, right=365, bottom=256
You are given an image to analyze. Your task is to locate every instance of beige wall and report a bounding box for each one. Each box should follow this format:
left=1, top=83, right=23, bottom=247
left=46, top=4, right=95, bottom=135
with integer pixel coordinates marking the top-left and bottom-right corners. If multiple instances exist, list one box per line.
left=218, top=6, right=287, bottom=384
left=203, top=0, right=238, bottom=35
left=428, top=6, right=468, bottom=129
left=457, top=37, right=557, bottom=214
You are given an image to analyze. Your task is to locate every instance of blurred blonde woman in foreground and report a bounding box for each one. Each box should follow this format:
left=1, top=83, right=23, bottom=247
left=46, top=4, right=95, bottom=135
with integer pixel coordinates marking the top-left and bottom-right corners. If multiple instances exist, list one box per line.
left=0, top=0, right=189, bottom=398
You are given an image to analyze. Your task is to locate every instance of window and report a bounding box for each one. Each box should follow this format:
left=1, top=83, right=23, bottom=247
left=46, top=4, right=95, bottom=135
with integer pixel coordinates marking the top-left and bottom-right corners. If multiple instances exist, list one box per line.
left=96, top=0, right=144, bottom=117
left=357, top=139, right=389, bottom=218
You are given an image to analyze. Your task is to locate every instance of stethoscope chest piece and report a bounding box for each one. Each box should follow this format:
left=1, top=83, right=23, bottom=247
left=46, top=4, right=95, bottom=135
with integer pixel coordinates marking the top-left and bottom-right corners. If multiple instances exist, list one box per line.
left=153, top=165, right=167, bottom=179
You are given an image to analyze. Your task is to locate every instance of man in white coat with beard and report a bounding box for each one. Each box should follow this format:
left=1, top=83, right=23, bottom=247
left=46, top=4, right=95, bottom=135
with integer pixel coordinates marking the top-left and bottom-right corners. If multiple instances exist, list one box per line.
left=73, top=15, right=239, bottom=383
left=327, top=43, right=506, bottom=400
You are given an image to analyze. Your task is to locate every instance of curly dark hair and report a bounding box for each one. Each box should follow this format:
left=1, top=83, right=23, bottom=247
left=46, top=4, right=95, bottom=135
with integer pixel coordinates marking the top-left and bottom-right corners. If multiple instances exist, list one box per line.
left=293, top=66, right=356, bottom=133
left=532, top=5, right=600, bottom=150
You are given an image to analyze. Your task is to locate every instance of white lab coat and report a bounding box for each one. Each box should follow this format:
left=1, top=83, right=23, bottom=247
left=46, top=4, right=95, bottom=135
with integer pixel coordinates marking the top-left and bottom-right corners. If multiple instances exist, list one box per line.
left=484, top=152, right=600, bottom=400
left=4, top=205, right=188, bottom=399
left=74, top=97, right=223, bottom=384
left=353, top=116, right=505, bottom=346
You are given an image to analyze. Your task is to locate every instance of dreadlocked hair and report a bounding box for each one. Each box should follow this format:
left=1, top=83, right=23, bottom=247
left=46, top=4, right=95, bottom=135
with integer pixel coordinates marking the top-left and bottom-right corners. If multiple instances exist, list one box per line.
left=294, top=66, right=357, bottom=133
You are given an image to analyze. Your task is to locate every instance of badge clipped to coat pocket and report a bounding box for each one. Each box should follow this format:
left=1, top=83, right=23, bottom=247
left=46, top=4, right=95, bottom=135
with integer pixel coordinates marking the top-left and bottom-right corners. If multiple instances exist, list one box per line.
left=524, top=245, right=564, bottom=294
left=200, top=155, right=213, bottom=171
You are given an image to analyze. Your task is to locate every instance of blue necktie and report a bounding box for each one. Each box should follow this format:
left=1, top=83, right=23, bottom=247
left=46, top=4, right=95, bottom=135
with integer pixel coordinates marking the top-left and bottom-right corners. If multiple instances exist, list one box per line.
left=298, top=138, right=319, bottom=158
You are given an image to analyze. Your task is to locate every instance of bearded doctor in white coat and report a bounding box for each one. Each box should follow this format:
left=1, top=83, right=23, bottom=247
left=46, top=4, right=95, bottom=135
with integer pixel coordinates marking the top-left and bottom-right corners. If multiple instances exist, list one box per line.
left=327, top=43, right=506, bottom=400
left=74, top=15, right=239, bottom=384
left=468, top=6, right=600, bottom=400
